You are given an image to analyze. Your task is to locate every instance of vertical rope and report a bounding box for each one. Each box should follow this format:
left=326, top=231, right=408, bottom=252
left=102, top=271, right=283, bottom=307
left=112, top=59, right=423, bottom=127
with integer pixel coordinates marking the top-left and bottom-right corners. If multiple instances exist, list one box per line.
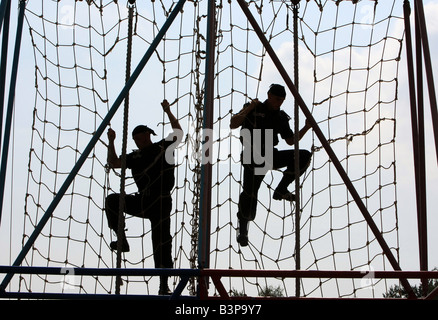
left=188, top=0, right=203, bottom=294
left=292, top=0, right=301, bottom=298
left=17, top=0, right=404, bottom=298
left=115, top=0, right=135, bottom=295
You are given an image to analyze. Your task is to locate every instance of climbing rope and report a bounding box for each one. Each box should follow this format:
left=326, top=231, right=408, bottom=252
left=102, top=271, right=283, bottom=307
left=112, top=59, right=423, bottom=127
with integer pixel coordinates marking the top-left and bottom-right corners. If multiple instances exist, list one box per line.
left=17, top=0, right=403, bottom=298
left=115, top=0, right=135, bottom=294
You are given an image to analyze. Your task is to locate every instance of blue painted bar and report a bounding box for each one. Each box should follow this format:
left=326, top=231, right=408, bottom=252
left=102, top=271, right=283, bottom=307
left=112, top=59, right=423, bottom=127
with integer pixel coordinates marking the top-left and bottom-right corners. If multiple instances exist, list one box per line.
left=0, top=291, right=198, bottom=300
left=0, top=0, right=11, bottom=145
left=0, top=265, right=199, bottom=277
left=0, top=0, right=8, bottom=34
left=0, top=0, right=24, bottom=227
left=0, top=266, right=199, bottom=299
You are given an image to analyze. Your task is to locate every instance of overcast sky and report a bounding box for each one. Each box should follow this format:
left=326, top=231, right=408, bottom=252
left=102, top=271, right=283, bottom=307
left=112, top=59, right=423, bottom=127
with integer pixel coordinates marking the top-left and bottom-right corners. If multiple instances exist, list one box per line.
left=0, top=0, right=437, bottom=297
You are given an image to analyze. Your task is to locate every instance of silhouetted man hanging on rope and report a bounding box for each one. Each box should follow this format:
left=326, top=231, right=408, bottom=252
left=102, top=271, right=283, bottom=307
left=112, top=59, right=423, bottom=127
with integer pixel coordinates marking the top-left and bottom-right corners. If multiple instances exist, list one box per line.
left=230, top=84, right=312, bottom=247
left=105, top=99, right=182, bottom=295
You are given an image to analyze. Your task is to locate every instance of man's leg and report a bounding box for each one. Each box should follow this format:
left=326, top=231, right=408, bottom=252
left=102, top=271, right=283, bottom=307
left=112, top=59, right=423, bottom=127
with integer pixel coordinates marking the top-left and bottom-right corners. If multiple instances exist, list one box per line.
left=272, top=149, right=311, bottom=201
left=145, top=195, right=173, bottom=295
left=237, top=164, right=265, bottom=246
left=104, top=193, right=142, bottom=252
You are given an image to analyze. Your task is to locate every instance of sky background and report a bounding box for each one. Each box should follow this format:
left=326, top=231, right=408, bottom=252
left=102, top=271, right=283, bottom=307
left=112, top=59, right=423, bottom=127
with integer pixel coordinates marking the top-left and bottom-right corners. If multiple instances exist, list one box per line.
left=0, top=0, right=437, bottom=297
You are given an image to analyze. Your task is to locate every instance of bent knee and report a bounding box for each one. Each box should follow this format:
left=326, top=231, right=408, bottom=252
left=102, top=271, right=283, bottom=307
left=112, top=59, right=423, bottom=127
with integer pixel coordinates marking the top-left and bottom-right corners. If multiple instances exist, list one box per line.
left=300, top=150, right=312, bottom=167
left=105, top=193, right=119, bottom=208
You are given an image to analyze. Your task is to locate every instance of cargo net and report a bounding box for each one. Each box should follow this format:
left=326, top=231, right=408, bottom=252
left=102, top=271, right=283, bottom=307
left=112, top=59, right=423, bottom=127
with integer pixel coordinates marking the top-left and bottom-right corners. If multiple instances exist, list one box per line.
left=17, top=0, right=403, bottom=298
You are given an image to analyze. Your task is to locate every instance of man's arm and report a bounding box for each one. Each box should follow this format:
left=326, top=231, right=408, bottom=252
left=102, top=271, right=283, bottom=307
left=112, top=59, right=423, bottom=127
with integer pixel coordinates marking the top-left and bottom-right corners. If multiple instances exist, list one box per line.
left=229, top=98, right=259, bottom=129
left=107, top=128, right=121, bottom=168
left=162, top=99, right=182, bottom=132
left=285, top=119, right=312, bottom=146
left=162, top=99, right=184, bottom=146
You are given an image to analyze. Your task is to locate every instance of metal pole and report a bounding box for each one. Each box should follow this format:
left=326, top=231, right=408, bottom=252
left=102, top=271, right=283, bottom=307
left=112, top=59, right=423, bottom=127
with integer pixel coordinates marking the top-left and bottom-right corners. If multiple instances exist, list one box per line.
left=198, top=0, right=216, bottom=270
left=415, top=0, right=438, bottom=166
left=197, top=0, right=216, bottom=299
left=0, top=0, right=8, bottom=34
left=0, top=0, right=187, bottom=292
left=0, top=0, right=24, bottom=228
left=236, top=0, right=415, bottom=298
left=404, top=0, right=428, bottom=296
left=0, top=0, right=10, bottom=149
left=414, top=3, right=427, bottom=281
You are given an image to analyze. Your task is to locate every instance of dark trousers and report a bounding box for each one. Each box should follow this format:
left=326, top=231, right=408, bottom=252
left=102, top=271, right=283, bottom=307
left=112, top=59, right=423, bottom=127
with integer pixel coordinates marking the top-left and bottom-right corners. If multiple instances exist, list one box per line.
left=237, top=149, right=311, bottom=222
left=105, top=192, right=173, bottom=269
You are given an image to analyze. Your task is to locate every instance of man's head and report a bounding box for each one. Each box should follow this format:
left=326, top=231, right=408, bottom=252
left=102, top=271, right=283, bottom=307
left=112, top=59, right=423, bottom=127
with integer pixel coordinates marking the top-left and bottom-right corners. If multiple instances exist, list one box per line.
left=267, top=84, right=286, bottom=110
left=132, top=125, right=156, bottom=149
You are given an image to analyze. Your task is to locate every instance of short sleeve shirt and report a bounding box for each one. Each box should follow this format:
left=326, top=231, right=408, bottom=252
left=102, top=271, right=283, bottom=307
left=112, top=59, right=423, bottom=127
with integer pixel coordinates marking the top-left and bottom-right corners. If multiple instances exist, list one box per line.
left=240, top=100, right=294, bottom=150
left=126, top=139, right=175, bottom=196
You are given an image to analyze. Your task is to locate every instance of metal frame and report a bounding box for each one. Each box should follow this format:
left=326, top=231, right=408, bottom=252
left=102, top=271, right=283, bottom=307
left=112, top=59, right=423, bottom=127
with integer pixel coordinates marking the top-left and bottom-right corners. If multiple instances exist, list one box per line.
left=403, top=0, right=438, bottom=295
left=201, top=269, right=438, bottom=300
left=236, top=0, right=417, bottom=296
left=0, top=0, right=436, bottom=300
left=0, top=266, right=199, bottom=300
left=0, top=0, right=25, bottom=227
left=1, top=266, right=438, bottom=300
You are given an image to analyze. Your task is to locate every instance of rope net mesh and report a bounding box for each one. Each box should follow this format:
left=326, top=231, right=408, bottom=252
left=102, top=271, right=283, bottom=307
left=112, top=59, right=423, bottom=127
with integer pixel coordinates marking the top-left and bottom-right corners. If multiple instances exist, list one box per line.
left=17, top=0, right=403, bottom=298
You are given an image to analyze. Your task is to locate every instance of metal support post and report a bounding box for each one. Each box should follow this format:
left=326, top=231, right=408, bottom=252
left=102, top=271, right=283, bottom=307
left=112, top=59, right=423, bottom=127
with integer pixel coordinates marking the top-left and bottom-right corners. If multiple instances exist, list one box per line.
left=292, top=0, right=301, bottom=298
left=414, top=5, right=428, bottom=287
left=404, top=0, right=437, bottom=296
left=403, top=1, right=426, bottom=294
left=414, top=0, right=438, bottom=165
left=0, top=0, right=10, bottom=147
left=0, top=0, right=24, bottom=228
left=0, top=0, right=9, bottom=34
left=409, top=0, right=438, bottom=295
left=115, top=1, right=135, bottom=295
left=198, top=0, right=216, bottom=298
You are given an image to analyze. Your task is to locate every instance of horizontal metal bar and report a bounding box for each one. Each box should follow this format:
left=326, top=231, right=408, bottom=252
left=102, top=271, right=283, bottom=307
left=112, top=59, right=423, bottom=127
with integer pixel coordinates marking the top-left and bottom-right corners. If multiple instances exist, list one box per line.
left=0, top=266, right=199, bottom=277
left=3, top=266, right=436, bottom=280
left=202, top=269, right=438, bottom=280
left=0, top=291, right=197, bottom=300
left=0, top=266, right=198, bottom=300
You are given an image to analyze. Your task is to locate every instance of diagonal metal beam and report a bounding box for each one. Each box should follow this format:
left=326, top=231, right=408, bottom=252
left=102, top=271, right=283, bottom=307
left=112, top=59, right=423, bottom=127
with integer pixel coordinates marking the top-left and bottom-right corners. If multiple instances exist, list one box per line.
left=0, top=0, right=11, bottom=144
left=415, top=0, right=438, bottom=166
left=404, top=1, right=428, bottom=293
left=0, top=0, right=9, bottom=34
left=0, top=0, right=24, bottom=228
left=236, top=0, right=415, bottom=298
left=0, top=0, right=187, bottom=292
left=411, top=0, right=437, bottom=296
